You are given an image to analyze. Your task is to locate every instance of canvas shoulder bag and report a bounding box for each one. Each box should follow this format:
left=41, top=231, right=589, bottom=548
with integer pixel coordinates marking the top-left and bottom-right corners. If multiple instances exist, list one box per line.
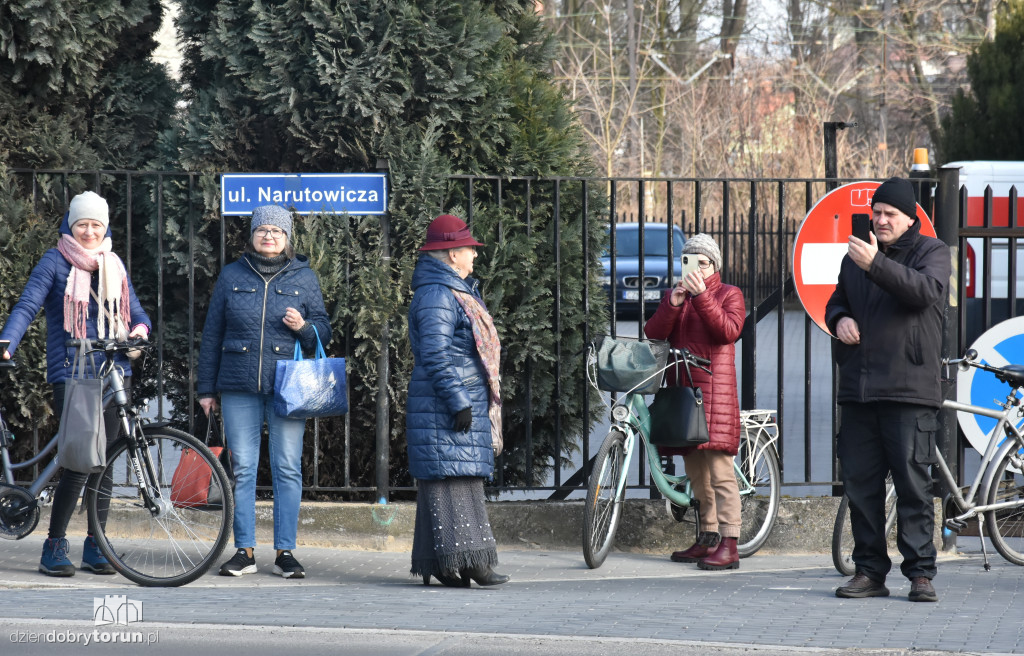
left=56, top=339, right=107, bottom=474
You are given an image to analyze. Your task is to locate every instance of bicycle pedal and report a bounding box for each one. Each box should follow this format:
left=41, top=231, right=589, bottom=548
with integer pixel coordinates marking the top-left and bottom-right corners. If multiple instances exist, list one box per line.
left=944, top=518, right=966, bottom=533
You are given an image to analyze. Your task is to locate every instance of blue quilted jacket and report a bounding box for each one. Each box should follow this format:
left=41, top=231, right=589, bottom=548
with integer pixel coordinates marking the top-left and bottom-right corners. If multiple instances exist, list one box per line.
left=197, top=253, right=331, bottom=397
left=0, top=215, right=152, bottom=384
left=406, top=255, right=494, bottom=481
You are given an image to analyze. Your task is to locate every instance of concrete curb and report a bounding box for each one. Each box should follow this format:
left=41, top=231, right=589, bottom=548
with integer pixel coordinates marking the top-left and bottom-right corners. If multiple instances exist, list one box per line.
left=271, top=497, right=850, bottom=553
left=56, top=496, right=944, bottom=554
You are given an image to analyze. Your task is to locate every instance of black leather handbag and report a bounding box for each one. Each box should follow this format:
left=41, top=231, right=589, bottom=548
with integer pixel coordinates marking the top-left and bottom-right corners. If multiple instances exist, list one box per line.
left=648, top=354, right=710, bottom=448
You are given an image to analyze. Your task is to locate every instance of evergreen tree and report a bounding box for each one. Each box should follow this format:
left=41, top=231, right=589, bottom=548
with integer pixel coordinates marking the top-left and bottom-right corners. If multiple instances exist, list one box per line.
left=0, top=0, right=176, bottom=457
left=172, top=0, right=606, bottom=492
left=0, top=0, right=176, bottom=170
left=939, top=1, right=1024, bottom=162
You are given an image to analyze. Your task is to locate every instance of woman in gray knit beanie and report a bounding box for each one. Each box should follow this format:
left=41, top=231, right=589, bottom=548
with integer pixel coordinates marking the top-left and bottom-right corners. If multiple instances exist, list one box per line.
left=197, top=204, right=332, bottom=580
left=644, top=232, right=747, bottom=570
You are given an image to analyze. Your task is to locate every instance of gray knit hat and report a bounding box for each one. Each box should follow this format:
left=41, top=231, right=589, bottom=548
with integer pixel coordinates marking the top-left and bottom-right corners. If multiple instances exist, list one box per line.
left=682, top=233, right=722, bottom=272
left=251, top=205, right=293, bottom=240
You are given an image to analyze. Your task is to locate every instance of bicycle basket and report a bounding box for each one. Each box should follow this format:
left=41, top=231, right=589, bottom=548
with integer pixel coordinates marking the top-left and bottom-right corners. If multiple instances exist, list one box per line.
left=594, top=335, right=669, bottom=395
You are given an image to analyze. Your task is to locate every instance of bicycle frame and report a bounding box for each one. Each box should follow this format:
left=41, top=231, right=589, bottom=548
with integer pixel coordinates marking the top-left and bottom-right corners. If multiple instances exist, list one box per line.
left=1, top=347, right=144, bottom=503
left=938, top=396, right=1024, bottom=524
left=608, top=393, right=768, bottom=508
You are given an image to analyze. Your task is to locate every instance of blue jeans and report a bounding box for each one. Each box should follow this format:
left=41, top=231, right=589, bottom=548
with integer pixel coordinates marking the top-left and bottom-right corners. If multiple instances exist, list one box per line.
left=220, top=392, right=306, bottom=550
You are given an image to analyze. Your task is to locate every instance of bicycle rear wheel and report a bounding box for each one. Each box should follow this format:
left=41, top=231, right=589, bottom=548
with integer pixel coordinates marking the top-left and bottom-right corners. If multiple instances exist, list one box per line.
left=583, top=429, right=628, bottom=569
left=984, top=444, right=1024, bottom=566
left=86, top=426, right=233, bottom=586
left=735, top=433, right=781, bottom=558
left=832, top=475, right=896, bottom=576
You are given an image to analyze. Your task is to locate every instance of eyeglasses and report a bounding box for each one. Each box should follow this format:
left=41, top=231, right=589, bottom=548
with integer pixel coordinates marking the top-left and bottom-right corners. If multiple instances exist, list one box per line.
left=696, top=260, right=713, bottom=269
left=254, top=228, right=286, bottom=239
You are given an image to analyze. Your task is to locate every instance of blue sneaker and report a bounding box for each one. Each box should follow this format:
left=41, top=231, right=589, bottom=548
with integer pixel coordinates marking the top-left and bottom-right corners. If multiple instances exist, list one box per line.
left=81, top=535, right=116, bottom=575
left=39, top=537, right=75, bottom=577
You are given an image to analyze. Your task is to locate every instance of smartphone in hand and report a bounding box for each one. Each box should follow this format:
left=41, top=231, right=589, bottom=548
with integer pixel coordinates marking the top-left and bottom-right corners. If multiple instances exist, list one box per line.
left=681, top=254, right=701, bottom=279
left=852, top=213, right=872, bottom=242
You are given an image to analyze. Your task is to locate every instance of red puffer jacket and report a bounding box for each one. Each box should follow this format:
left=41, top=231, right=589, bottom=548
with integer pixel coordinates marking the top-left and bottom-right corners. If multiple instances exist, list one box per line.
left=643, top=274, right=745, bottom=456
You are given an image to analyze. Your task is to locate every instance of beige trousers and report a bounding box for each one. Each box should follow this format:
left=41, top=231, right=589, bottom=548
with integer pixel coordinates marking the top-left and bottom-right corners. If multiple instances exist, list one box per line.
left=682, top=450, right=741, bottom=538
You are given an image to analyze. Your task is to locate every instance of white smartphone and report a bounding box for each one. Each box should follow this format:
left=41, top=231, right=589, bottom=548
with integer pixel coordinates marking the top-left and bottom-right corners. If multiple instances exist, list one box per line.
left=680, top=254, right=701, bottom=279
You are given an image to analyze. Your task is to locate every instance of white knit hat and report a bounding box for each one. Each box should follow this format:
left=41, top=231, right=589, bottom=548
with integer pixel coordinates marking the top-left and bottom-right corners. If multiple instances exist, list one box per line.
left=68, top=191, right=110, bottom=229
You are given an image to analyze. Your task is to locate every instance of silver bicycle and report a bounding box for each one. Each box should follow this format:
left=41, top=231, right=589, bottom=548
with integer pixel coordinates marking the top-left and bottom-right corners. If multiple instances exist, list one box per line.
left=0, top=339, right=233, bottom=586
left=832, top=349, right=1024, bottom=573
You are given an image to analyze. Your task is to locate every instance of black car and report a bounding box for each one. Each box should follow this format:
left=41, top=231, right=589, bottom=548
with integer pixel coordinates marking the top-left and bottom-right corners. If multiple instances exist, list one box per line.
left=601, top=222, right=686, bottom=313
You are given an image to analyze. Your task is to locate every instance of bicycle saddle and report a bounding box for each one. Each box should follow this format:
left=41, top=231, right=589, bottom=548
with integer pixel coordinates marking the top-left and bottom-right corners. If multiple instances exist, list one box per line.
left=995, top=364, right=1024, bottom=389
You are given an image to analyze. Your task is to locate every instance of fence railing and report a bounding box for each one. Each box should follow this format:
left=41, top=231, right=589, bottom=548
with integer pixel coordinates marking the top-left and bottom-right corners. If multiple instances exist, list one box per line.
left=5, top=169, right=1017, bottom=499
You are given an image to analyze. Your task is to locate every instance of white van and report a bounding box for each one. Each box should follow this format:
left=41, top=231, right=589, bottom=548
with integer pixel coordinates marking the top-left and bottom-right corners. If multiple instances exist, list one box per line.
left=945, top=161, right=1024, bottom=298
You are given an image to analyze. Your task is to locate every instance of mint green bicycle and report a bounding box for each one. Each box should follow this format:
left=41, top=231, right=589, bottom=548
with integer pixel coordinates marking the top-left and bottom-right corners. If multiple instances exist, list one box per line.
left=583, top=336, right=781, bottom=568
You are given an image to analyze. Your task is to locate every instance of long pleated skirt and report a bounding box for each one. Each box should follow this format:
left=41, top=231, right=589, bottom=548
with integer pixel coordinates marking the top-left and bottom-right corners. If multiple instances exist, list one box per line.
left=410, top=476, right=499, bottom=578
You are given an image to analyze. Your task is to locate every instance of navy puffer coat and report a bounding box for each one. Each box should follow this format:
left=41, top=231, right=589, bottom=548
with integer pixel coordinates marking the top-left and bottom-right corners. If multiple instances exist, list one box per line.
left=0, top=214, right=151, bottom=384
left=406, top=255, right=493, bottom=481
left=197, top=253, right=331, bottom=397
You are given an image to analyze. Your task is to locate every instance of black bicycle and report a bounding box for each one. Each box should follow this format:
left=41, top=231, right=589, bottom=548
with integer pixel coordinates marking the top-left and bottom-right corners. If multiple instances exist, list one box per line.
left=0, top=338, right=232, bottom=586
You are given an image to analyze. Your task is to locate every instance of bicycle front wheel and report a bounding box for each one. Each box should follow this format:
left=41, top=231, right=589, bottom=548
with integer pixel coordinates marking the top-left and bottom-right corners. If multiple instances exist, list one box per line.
left=583, top=429, right=628, bottom=569
left=984, top=444, right=1024, bottom=566
left=832, top=475, right=896, bottom=576
left=86, top=427, right=233, bottom=586
left=735, top=434, right=780, bottom=558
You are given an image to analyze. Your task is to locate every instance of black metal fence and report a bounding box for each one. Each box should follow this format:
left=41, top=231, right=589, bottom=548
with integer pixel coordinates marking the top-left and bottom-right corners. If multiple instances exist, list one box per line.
left=5, top=168, right=1019, bottom=498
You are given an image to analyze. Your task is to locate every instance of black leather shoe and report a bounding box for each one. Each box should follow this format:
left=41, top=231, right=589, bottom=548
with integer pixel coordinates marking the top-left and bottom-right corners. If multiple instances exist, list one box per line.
left=908, top=576, right=938, bottom=602
left=463, top=565, right=510, bottom=587
left=835, top=572, right=890, bottom=598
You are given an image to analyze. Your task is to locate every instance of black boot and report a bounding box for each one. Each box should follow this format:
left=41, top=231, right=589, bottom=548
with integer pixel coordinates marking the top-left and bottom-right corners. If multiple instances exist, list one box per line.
left=462, top=564, right=510, bottom=587
left=423, top=572, right=470, bottom=587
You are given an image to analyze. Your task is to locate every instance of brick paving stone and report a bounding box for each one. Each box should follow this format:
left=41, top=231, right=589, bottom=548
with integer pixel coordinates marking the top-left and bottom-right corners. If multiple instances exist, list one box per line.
left=0, top=535, right=1022, bottom=653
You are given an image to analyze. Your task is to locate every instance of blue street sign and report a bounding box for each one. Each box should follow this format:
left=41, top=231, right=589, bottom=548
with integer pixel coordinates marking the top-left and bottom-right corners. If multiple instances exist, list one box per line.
left=957, top=316, right=1024, bottom=453
left=221, top=173, right=387, bottom=216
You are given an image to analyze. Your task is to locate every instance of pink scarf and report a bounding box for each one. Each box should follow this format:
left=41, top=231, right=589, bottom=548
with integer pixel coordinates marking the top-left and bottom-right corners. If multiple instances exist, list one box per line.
left=451, top=290, right=503, bottom=455
left=56, top=234, right=131, bottom=340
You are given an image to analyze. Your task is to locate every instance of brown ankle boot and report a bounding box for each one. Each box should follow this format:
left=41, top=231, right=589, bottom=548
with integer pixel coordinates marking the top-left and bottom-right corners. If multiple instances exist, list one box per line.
left=670, top=532, right=719, bottom=563
left=697, top=536, right=739, bottom=570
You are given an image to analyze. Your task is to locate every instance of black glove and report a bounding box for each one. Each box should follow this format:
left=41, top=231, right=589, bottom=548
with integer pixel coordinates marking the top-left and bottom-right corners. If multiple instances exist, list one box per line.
left=454, top=408, right=473, bottom=432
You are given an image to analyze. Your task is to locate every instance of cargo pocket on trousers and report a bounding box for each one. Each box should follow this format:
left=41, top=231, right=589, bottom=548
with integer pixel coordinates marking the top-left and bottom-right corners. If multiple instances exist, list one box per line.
left=913, top=412, right=939, bottom=464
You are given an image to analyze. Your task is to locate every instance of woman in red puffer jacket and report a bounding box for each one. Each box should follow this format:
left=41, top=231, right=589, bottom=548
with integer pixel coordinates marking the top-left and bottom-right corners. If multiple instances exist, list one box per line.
left=644, top=233, right=746, bottom=570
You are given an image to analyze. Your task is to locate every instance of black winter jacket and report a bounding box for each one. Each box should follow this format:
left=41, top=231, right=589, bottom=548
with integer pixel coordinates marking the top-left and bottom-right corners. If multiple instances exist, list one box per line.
left=197, top=254, right=331, bottom=397
left=825, top=221, right=950, bottom=407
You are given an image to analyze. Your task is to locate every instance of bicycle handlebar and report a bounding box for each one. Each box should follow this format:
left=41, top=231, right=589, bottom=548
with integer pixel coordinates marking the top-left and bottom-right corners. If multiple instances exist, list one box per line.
left=943, top=348, right=1024, bottom=390
left=670, top=347, right=711, bottom=368
left=64, top=337, right=153, bottom=356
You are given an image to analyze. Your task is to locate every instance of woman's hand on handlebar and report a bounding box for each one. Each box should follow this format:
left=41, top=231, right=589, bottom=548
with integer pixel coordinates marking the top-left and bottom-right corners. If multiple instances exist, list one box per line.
left=128, top=325, right=149, bottom=340
left=200, top=397, right=218, bottom=416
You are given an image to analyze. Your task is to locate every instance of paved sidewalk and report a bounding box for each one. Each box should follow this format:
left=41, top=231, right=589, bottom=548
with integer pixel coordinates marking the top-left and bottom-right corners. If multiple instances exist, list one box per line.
left=1, top=535, right=1022, bottom=654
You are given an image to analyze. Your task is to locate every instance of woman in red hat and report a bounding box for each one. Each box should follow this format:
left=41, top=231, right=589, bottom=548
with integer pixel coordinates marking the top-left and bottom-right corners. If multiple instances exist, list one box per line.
left=406, top=214, right=509, bottom=588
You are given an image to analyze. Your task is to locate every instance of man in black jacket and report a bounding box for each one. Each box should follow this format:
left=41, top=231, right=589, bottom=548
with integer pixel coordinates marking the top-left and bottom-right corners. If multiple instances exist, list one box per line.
left=825, top=177, right=950, bottom=603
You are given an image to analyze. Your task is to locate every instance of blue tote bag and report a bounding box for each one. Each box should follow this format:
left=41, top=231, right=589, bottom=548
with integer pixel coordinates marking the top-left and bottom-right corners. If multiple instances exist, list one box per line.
left=273, top=326, right=348, bottom=418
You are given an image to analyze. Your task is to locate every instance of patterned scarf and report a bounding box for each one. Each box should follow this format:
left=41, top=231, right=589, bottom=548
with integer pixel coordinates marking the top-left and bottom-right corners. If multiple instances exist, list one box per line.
left=451, top=289, right=503, bottom=455
left=56, top=234, right=131, bottom=340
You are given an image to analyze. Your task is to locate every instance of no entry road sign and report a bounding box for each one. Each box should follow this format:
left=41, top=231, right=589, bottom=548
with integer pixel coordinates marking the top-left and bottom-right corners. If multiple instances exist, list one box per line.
left=792, top=181, right=935, bottom=335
